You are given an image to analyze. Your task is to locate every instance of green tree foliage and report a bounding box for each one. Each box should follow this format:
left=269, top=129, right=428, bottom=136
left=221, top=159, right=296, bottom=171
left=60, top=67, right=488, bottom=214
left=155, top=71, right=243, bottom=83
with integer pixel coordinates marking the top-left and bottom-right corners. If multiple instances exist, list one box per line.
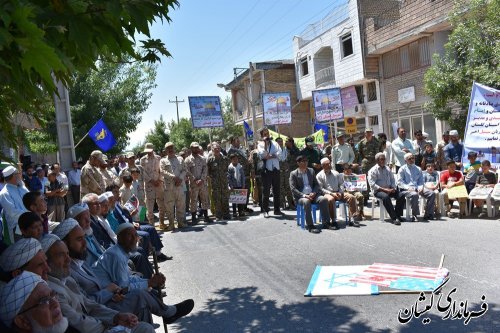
left=0, top=0, right=178, bottom=159
left=70, top=61, right=157, bottom=159
left=169, top=118, right=197, bottom=150
left=24, top=130, right=58, bottom=155
left=144, top=115, right=170, bottom=151
left=424, top=0, right=500, bottom=134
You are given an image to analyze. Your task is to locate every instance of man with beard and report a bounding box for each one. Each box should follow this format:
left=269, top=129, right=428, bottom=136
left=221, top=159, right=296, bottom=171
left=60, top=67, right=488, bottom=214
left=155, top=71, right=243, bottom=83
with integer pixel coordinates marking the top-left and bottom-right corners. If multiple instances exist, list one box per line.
left=443, top=130, right=464, bottom=169
left=0, top=271, right=70, bottom=333
left=80, top=151, right=106, bottom=198
left=0, top=238, right=50, bottom=283
left=43, top=237, right=154, bottom=333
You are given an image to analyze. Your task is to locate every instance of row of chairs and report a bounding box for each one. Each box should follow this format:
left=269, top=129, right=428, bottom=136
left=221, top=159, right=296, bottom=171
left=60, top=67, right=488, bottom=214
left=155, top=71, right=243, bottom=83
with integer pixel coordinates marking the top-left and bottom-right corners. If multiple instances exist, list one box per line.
left=296, top=201, right=349, bottom=230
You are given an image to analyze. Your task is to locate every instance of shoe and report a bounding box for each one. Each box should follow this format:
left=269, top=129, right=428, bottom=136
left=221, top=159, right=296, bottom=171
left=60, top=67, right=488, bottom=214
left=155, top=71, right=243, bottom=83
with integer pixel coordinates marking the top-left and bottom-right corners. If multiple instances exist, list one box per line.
left=332, top=222, right=340, bottom=230
left=263, top=212, right=270, bottom=218
left=178, top=223, right=186, bottom=228
left=223, top=215, right=232, bottom=220
left=166, top=224, right=175, bottom=231
left=307, top=226, right=321, bottom=233
left=411, top=215, right=417, bottom=222
left=353, top=214, right=362, bottom=222
left=423, top=215, right=434, bottom=221
left=245, top=207, right=254, bottom=213
left=446, top=211, right=453, bottom=218
left=157, top=253, right=173, bottom=262
left=393, top=219, right=401, bottom=226
left=273, top=210, right=284, bottom=215
left=352, top=220, right=360, bottom=227
left=191, top=214, right=198, bottom=225
left=398, top=217, right=406, bottom=223
left=164, top=299, right=195, bottom=324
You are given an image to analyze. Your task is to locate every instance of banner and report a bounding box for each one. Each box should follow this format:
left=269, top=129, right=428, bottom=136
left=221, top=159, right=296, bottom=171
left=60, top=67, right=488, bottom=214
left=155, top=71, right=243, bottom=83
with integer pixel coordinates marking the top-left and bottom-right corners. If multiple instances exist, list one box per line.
left=188, top=96, right=224, bottom=128
left=344, top=117, right=357, bottom=134
left=314, top=123, right=329, bottom=142
left=341, top=86, right=359, bottom=109
left=229, top=189, right=248, bottom=204
left=343, top=174, right=367, bottom=191
left=262, top=92, right=292, bottom=125
left=88, top=119, right=117, bottom=152
left=243, top=121, right=253, bottom=140
left=267, top=129, right=325, bottom=149
left=463, top=82, right=500, bottom=169
left=312, top=88, right=343, bottom=123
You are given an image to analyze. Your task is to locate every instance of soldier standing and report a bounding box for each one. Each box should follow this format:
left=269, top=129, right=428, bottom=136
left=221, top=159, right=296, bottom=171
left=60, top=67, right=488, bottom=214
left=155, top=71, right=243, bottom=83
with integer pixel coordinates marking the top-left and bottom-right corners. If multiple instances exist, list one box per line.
left=80, top=150, right=106, bottom=199
left=357, top=128, right=382, bottom=201
left=161, top=142, right=187, bottom=230
left=140, top=143, right=166, bottom=228
left=185, top=142, right=210, bottom=224
left=207, top=142, right=230, bottom=220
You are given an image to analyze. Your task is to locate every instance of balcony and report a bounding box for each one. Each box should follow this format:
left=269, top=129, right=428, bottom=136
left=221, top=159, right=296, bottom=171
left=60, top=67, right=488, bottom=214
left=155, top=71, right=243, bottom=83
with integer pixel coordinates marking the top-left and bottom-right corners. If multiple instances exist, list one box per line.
left=315, top=66, right=335, bottom=88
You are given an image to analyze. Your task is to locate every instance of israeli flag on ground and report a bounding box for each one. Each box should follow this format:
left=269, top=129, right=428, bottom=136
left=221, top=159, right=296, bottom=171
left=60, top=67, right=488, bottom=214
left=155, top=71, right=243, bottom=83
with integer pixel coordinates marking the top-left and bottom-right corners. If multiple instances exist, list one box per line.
left=305, top=265, right=378, bottom=296
left=88, top=119, right=117, bottom=152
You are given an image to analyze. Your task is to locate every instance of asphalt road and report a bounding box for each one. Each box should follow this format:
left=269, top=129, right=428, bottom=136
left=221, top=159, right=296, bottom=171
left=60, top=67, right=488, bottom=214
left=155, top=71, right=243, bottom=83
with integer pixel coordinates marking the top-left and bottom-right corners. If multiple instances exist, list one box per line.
left=154, top=210, right=500, bottom=333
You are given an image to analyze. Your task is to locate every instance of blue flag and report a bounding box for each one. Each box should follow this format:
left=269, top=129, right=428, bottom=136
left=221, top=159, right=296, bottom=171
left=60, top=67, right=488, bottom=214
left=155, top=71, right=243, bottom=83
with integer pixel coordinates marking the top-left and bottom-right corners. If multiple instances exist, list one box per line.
left=88, top=119, right=117, bottom=152
left=243, top=121, right=254, bottom=140
left=314, top=123, right=329, bottom=142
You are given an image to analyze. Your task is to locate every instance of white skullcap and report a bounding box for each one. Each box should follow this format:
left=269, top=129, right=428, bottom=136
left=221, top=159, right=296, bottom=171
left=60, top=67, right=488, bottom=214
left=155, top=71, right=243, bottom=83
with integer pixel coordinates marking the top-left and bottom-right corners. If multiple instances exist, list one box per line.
left=0, top=238, right=42, bottom=272
left=320, top=157, right=330, bottom=165
left=40, top=234, right=61, bottom=253
left=116, top=223, right=135, bottom=235
left=2, top=166, right=17, bottom=178
left=67, top=203, right=89, bottom=219
left=0, top=271, right=47, bottom=327
left=375, top=152, right=385, bottom=160
left=404, top=152, right=414, bottom=160
left=422, top=132, right=429, bottom=138
left=449, top=130, right=459, bottom=136
left=51, top=218, right=79, bottom=240
left=98, top=193, right=109, bottom=203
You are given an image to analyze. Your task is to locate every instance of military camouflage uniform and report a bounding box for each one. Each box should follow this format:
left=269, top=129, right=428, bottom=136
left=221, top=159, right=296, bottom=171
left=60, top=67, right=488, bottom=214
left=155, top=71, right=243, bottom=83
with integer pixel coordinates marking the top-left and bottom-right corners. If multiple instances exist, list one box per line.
left=278, top=148, right=295, bottom=209
left=249, top=148, right=263, bottom=208
left=140, top=153, right=165, bottom=226
left=99, top=167, right=116, bottom=189
left=80, top=161, right=105, bottom=198
left=161, top=155, right=186, bottom=228
left=207, top=154, right=230, bottom=219
left=357, top=137, right=382, bottom=200
left=436, top=140, right=448, bottom=171
left=185, top=154, right=210, bottom=212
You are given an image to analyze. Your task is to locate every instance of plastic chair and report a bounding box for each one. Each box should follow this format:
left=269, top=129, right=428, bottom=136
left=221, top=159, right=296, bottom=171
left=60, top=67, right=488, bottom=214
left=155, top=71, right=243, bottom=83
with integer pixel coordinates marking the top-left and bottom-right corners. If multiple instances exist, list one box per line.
left=296, top=203, right=322, bottom=230
left=335, top=201, right=349, bottom=226
left=370, top=193, right=386, bottom=221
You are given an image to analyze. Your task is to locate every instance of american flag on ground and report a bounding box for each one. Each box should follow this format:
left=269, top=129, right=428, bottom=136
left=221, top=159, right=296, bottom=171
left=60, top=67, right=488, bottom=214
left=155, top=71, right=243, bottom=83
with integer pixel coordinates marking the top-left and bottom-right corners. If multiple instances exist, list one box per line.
left=349, top=263, right=449, bottom=291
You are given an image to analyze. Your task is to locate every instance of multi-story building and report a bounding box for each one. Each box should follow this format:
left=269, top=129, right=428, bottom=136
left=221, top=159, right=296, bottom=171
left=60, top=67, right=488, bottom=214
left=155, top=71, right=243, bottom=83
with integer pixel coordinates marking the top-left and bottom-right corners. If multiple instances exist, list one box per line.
left=361, top=0, right=454, bottom=143
left=293, top=0, right=383, bottom=138
left=220, top=60, right=311, bottom=140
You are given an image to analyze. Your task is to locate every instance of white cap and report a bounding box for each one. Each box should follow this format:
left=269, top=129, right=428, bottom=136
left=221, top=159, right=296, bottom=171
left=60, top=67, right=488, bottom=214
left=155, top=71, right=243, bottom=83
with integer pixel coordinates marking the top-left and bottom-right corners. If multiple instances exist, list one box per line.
left=67, top=203, right=89, bottom=219
left=2, top=166, right=17, bottom=178
left=320, top=157, right=330, bottom=165
left=51, top=218, right=79, bottom=241
left=449, top=130, right=459, bottom=136
left=40, top=234, right=61, bottom=253
left=0, top=238, right=42, bottom=272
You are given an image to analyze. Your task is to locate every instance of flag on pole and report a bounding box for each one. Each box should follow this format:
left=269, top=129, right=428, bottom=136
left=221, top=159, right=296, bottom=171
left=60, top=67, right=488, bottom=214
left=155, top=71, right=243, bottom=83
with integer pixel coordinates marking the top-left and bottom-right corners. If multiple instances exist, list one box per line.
left=88, top=119, right=117, bottom=152
left=243, top=121, right=254, bottom=140
left=314, top=123, right=329, bottom=142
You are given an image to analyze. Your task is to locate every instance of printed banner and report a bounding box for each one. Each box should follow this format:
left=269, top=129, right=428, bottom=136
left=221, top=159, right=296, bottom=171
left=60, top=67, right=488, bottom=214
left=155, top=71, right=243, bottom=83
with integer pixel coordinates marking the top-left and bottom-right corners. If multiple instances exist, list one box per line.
left=243, top=121, right=254, bottom=140
left=267, top=129, right=325, bottom=149
left=305, top=265, right=378, bottom=296
left=343, top=174, right=367, bottom=191
left=314, top=123, right=330, bottom=142
left=344, top=117, right=357, bottom=134
left=229, top=189, right=248, bottom=204
left=88, top=119, right=117, bottom=152
left=188, top=96, right=224, bottom=128
left=312, top=88, right=343, bottom=123
left=341, top=86, right=359, bottom=109
left=463, top=82, right=500, bottom=169
left=262, top=92, right=292, bottom=125
left=446, top=185, right=469, bottom=200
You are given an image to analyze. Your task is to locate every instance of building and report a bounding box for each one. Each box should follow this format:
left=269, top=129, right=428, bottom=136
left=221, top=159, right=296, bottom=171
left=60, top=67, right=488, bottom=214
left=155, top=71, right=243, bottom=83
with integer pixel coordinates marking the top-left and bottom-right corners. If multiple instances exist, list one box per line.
left=361, top=0, right=454, bottom=144
left=220, top=60, right=311, bottom=141
left=292, top=0, right=383, bottom=139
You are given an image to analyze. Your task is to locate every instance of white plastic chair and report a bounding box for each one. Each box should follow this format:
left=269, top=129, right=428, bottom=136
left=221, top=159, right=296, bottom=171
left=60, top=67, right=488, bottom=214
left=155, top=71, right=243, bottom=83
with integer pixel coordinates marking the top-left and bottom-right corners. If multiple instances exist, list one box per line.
left=371, top=192, right=386, bottom=221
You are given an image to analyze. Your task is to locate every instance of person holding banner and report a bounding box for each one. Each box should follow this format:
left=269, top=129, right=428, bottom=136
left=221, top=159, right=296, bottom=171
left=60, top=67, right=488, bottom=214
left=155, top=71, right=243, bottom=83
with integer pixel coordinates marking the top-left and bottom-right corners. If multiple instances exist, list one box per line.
left=227, top=154, right=245, bottom=218
left=227, top=136, right=252, bottom=213
left=440, top=160, right=467, bottom=218
left=258, top=127, right=282, bottom=217
left=331, top=132, right=355, bottom=173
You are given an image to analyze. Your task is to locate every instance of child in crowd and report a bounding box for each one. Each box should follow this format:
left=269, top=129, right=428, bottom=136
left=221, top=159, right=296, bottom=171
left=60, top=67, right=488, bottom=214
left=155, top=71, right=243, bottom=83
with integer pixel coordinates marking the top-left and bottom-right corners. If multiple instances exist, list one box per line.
left=18, top=211, right=44, bottom=241
left=440, top=160, right=467, bottom=218
left=45, top=170, right=66, bottom=222
left=342, top=163, right=365, bottom=218
left=464, top=151, right=482, bottom=193
left=423, top=163, right=441, bottom=216
left=473, top=160, right=497, bottom=217
left=227, top=153, right=245, bottom=218
left=120, top=175, right=133, bottom=206
left=421, top=143, right=437, bottom=169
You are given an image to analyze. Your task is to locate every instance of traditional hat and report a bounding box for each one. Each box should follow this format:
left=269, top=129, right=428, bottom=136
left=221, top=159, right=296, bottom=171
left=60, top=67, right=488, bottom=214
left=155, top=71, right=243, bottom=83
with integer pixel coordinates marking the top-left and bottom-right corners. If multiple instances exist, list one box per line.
left=2, top=166, right=17, bottom=178
left=449, top=130, right=459, bottom=136
left=0, top=271, right=46, bottom=327
left=40, top=234, right=61, bottom=253
left=320, top=157, right=330, bottom=165
left=67, top=203, right=89, bottom=219
left=0, top=238, right=42, bottom=272
left=98, top=192, right=112, bottom=203
left=116, top=223, right=135, bottom=235
left=51, top=218, right=79, bottom=240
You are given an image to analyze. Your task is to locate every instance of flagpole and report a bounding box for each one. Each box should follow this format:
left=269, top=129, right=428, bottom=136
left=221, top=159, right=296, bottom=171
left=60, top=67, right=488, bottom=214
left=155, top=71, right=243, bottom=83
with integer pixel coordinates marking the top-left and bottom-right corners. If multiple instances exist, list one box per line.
left=74, top=132, right=89, bottom=149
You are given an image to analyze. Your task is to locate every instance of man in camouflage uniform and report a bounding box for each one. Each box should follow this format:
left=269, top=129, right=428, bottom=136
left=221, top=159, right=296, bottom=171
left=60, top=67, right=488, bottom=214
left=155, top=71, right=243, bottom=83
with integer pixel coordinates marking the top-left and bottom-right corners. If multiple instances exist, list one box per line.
left=300, top=136, right=322, bottom=174
left=99, top=155, right=117, bottom=189
left=207, top=142, right=230, bottom=220
left=160, top=142, right=186, bottom=230
left=276, top=137, right=294, bottom=210
left=357, top=128, right=382, bottom=201
left=227, top=136, right=253, bottom=213
left=185, top=142, right=210, bottom=224
left=249, top=144, right=263, bottom=209
left=80, top=150, right=106, bottom=199
left=140, top=142, right=165, bottom=228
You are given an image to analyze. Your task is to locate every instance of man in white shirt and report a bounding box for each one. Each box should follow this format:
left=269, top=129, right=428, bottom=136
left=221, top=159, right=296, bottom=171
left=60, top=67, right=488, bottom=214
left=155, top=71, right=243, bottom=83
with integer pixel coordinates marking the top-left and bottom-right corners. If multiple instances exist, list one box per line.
left=391, top=127, right=415, bottom=173
left=257, top=127, right=282, bottom=217
left=67, top=161, right=81, bottom=205
left=331, top=132, right=355, bottom=173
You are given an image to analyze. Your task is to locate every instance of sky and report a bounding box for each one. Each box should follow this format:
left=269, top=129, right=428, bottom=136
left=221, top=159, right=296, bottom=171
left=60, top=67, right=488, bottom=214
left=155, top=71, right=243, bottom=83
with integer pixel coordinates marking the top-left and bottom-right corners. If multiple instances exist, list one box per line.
left=127, top=0, right=343, bottom=148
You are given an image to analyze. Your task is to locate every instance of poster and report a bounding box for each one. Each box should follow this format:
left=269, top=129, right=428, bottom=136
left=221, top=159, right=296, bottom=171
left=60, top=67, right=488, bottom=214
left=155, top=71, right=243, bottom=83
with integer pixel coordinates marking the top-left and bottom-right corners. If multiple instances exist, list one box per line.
left=262, top=92, right=292, bottom=125
left=446, top=185, right=468, bottom=200
left=312, top=88, right=343, bottom=123
left=341, top=86, right=359, bottom=109
left=229, top=189, right=248, bottom=204
left=188, top=96, right=224, bottom=128
left=267, top=129, right=324, bottom=149
left=462, top=82, right=500, bottom=169
left=343, top=174, right=367, bottom=191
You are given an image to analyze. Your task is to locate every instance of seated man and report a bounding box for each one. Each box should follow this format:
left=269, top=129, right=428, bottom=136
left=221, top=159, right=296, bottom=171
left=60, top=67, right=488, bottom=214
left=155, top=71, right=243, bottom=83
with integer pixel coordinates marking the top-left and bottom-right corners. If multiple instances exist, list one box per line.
left=473, top=160, right=497, bottom=217
left=316, top=158, right=360, bottom=229
left=0, top=271, right=69, bottom=333
left=397, top=153, right=436, bottom=220
left=342, top=164, right=365, bottom=218
left=43, top=235, right=155, bottom=333
left=0, top=237, right=50, bottom=283
left=18, top=212, right=44, bottom=240
left=440, top=160, right=467, bottom=218
left=368, top=153, right=406, bottom=225
left=64, top=222, right=193, bottom=324
left=289, top=155, right=328, bottom=233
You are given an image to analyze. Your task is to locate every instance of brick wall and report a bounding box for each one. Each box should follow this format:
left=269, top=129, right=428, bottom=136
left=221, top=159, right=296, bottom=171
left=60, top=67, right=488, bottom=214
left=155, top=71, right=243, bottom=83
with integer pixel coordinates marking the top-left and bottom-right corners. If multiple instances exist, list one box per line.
left=383, top=67, right=429, bottom=111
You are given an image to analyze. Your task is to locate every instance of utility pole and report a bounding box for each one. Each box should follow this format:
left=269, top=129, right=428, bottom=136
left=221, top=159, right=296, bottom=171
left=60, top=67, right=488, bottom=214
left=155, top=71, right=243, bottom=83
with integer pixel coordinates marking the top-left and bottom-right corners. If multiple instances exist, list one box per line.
left=169, top=96, right=185, bottom=123
left=248, top=62, right=257, bottom=137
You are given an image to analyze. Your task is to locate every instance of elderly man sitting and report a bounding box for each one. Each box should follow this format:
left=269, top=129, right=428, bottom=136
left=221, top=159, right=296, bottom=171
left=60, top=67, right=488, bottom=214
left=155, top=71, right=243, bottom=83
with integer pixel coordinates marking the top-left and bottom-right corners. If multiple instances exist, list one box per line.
left=397, top=153, right=436, bottom=220
left=368, top=153, right=406, bottom=225
left=0, top=271, right=69, bottom=333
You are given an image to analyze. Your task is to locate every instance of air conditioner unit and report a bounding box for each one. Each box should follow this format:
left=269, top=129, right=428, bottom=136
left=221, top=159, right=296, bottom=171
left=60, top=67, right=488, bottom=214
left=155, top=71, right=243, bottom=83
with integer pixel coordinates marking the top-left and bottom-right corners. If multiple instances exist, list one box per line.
left=354, top=103, right=366, bottom=115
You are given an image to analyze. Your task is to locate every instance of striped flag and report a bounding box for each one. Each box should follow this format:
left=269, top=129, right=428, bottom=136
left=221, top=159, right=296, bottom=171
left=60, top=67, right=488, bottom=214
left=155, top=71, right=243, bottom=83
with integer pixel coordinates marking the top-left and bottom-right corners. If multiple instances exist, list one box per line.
left=350, top=263, right=449, bottom=290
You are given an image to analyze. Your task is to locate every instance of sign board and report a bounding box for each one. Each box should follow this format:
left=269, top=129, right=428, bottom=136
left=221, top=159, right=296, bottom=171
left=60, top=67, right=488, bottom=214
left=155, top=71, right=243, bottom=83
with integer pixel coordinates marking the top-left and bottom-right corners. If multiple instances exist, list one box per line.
left=398, top=86, right=415, bottom=103
left=446, top=185, right=468, bottom=200
left=229, top=189, right=248, bottom=204
left=312, top=88, right=343, bottom=123
left=188, top=96, right=224, bottom=128
left=340, top=86, right=359, bottom=109
left=344, top=117, right=357, bottom=134
left=262, top=92, right=292, bottom=125
left=343, top=174, right=367, bottom=191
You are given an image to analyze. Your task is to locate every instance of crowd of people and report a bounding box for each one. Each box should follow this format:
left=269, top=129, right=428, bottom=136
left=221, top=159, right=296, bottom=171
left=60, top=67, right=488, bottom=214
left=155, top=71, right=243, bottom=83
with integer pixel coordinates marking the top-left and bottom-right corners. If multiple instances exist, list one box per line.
left=0, top=124, right=497, bottom=330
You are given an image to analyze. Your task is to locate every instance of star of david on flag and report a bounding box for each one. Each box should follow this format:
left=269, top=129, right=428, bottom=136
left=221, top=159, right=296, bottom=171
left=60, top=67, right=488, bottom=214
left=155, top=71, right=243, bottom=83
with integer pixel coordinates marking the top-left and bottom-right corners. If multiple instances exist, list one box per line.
left=88, top=119, right=117, bottom=152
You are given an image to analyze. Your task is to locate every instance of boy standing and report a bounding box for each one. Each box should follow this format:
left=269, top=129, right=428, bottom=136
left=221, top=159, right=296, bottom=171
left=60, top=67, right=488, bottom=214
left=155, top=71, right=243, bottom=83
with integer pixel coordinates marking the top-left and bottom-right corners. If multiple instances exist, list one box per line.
left=228, top=154, right=246, bottom=218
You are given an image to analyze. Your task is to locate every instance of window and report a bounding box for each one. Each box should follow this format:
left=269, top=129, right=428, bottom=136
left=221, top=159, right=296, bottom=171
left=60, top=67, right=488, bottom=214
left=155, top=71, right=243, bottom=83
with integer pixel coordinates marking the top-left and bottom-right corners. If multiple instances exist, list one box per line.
left=382, top=37, right=431, bottom=78
left=300, top=57, right=309, bottom=76
left=355, top=85, right=364, bottom=104
left=367, top=82, right=377, bottom=101
left=369, top=116, right=379, bottom=126
left=341, top=33, right=353, bottom=58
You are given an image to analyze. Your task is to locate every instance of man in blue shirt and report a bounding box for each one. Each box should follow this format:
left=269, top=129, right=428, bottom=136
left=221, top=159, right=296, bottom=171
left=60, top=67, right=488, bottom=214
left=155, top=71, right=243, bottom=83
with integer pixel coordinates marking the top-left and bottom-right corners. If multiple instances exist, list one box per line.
left=0, top=166, right=29, bottom=243
left=443, top=129, right=464, bottom=168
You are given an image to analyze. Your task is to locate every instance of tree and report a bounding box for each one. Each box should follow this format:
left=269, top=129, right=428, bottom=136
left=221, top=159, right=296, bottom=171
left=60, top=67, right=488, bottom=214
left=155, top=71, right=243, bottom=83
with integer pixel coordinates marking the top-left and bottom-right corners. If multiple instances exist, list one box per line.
left=0, top=0, right=178, bottom=159
left=70, top=60, right=157, bottom=159
left=424, top=0, right=500, bottom=134
left=144, top=115, right=170, bottom=151
left=169, top=118, right=198, bottom=150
